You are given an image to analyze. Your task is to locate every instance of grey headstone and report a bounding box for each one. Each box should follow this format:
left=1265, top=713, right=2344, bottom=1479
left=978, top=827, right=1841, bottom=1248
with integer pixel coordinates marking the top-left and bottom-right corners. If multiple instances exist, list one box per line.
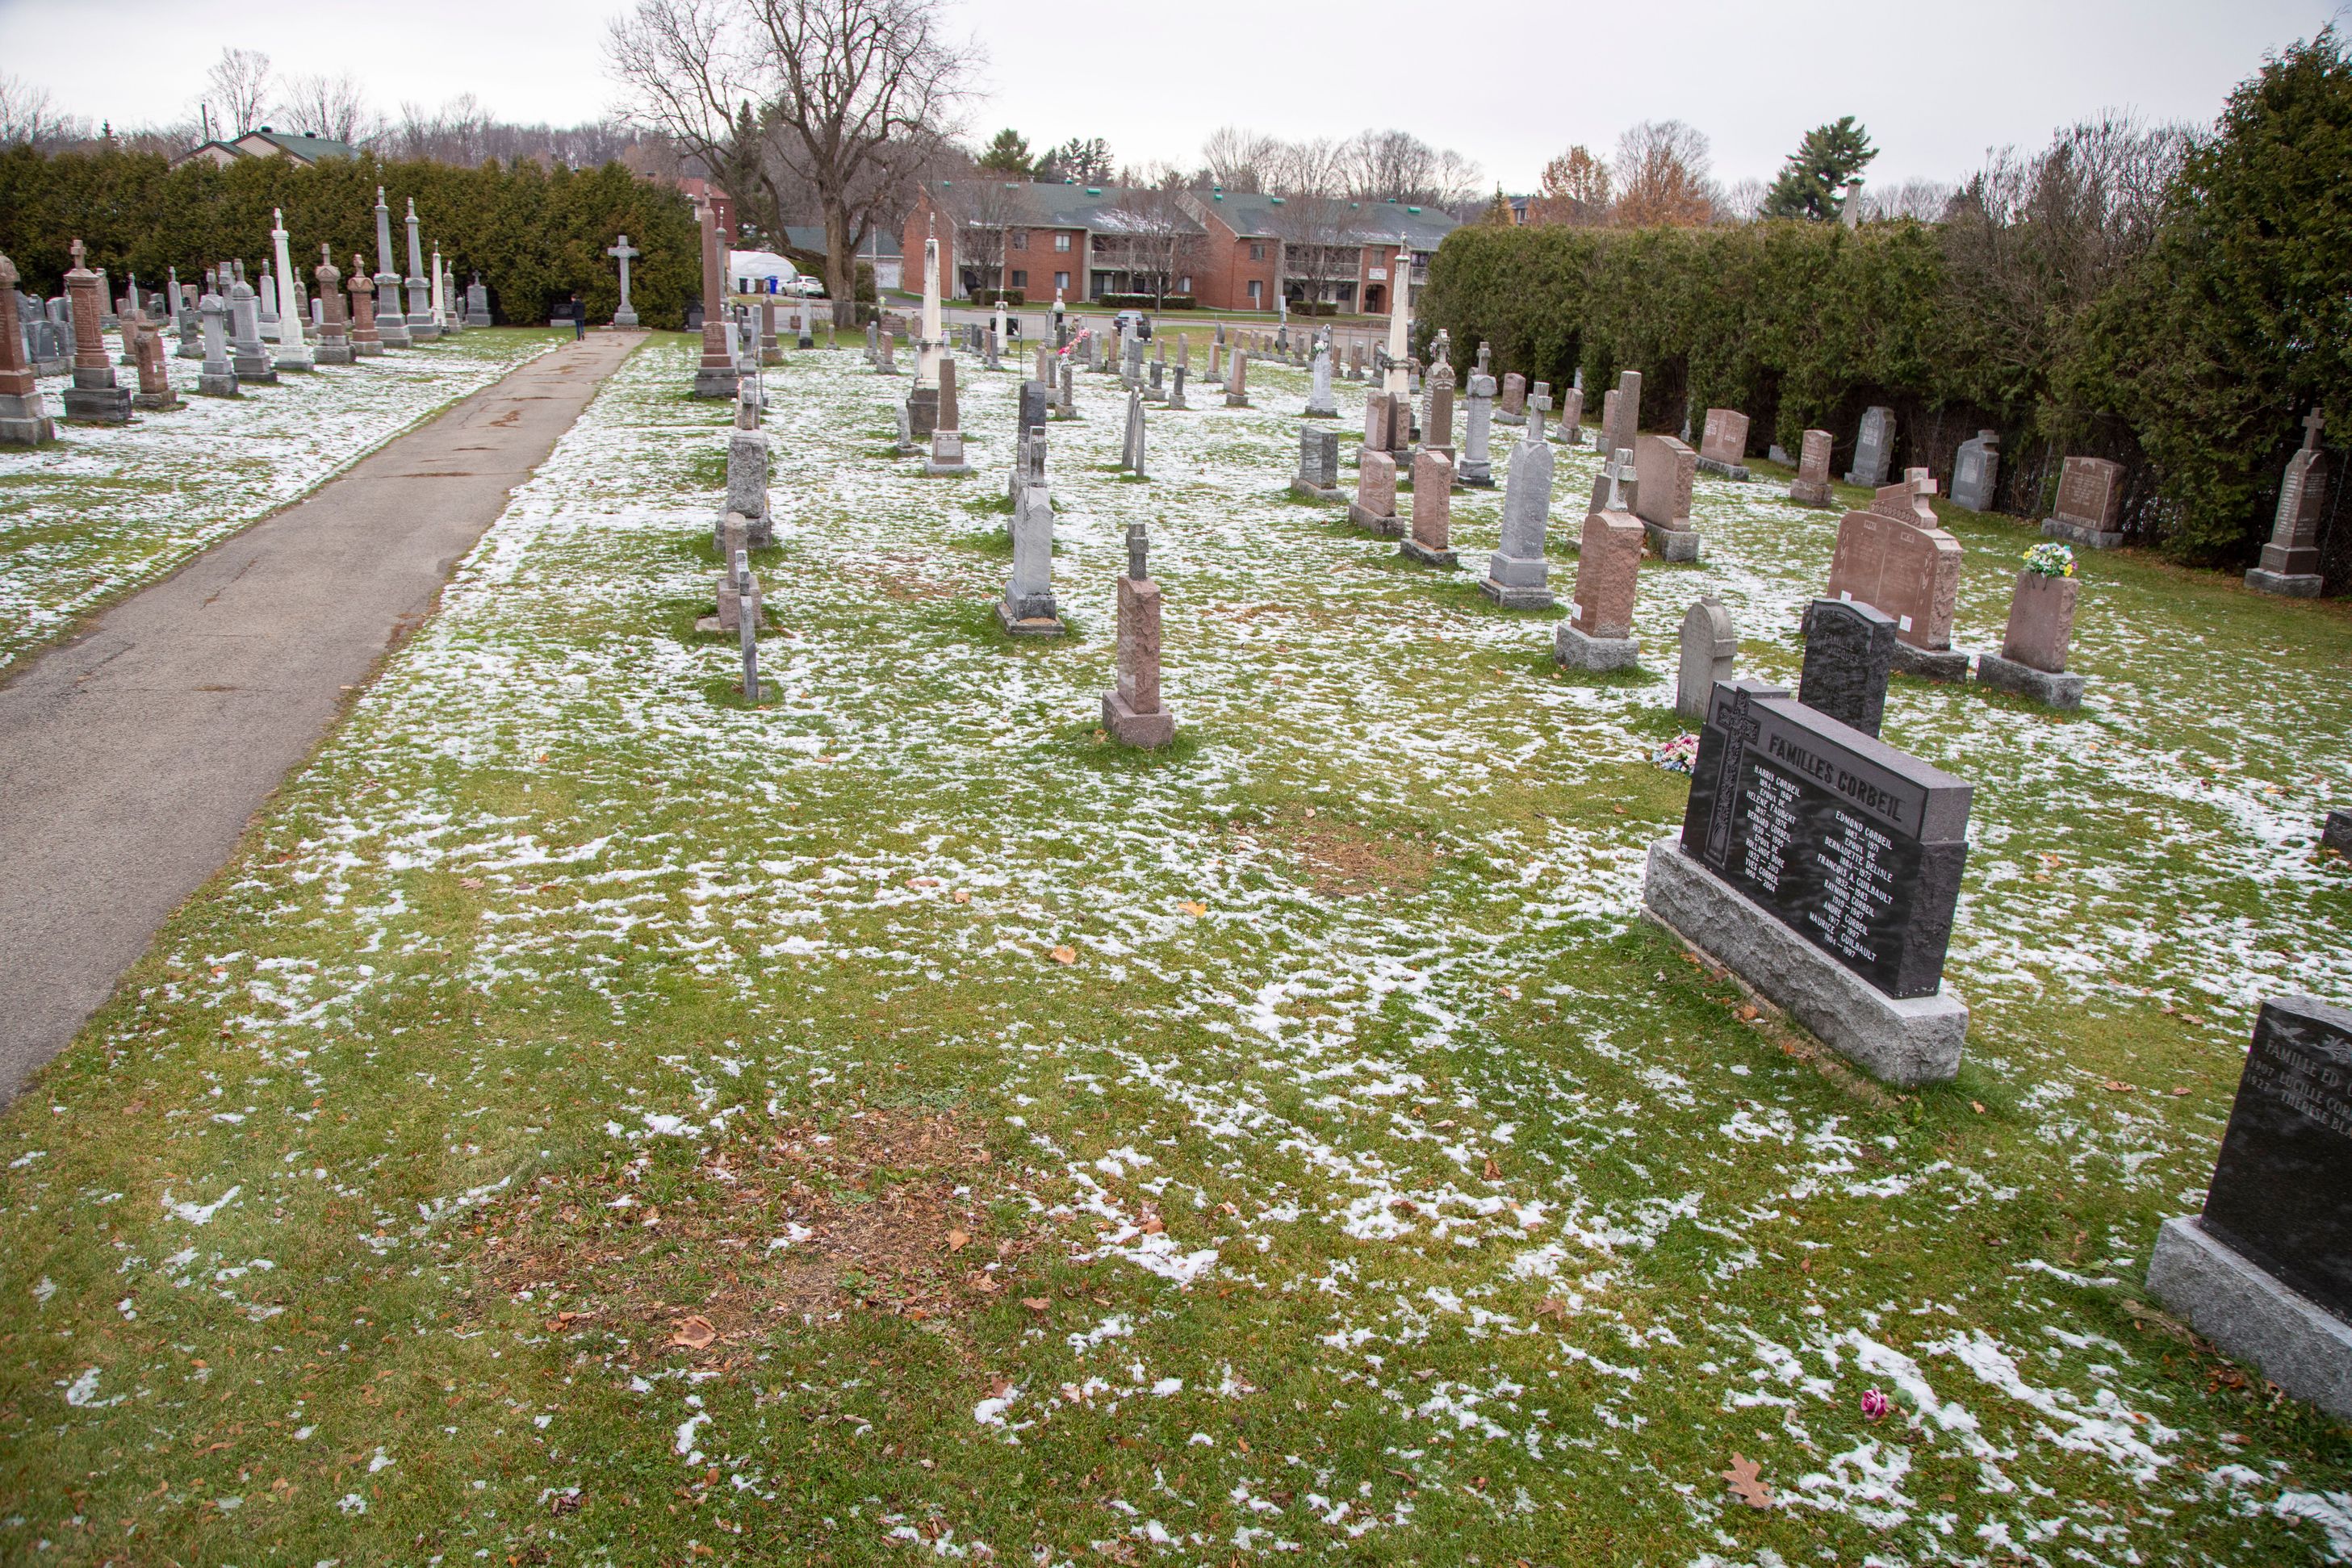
left=1798, top=598, right=1896, bottom=738
left=1846, top=406, right=1895, bottom=487
left=1676, top=597, right=1738, bottom=721
left=1951, top=430, right=1999, bottom=512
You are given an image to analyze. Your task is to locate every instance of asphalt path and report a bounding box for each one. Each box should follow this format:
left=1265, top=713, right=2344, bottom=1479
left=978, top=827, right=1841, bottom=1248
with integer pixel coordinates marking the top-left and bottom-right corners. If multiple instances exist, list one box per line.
left=0, top=329, right=641, bottom=1102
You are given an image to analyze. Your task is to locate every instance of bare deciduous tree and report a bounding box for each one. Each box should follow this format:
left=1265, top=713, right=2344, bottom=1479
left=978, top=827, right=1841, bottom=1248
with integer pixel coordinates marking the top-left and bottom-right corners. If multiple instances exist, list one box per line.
left=1263, top=191, right=1365, bottom=309
left=206, top=48, right=273, bottom=136
left=1199, top=125, right=1277, bottom=192
left=1107, top=165, right=1201, bottom=307
left=0, top=74, right=87, bottom=149
left=1715, top=177, right=1767, bottom=224
left=941, top=169, right=1029, bottom=296
left=1859, top=178, right=1958, bottom=223
left=276, top=72, right=383, bottom=145
left=609, top=0, right=974, bottom=321
left=1611, top=119, right=1716, bottom=228
left=1338, top=128, right=1480, bottom=206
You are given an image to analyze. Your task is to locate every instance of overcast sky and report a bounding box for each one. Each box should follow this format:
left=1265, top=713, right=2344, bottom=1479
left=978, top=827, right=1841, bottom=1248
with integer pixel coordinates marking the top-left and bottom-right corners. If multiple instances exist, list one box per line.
left=2, top=0, right=2340, bottom=190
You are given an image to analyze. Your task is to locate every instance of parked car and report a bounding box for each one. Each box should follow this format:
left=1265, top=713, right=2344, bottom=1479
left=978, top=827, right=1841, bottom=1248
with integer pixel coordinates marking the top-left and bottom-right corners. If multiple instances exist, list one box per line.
left=1111, top=308, right=1153, bottom=341
left=789, top=276, right=828, bottom=298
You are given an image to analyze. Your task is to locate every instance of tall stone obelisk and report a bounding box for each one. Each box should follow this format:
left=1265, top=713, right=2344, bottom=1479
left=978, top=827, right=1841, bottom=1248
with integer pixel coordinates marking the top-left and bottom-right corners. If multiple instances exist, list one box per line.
left=269, top=209, right=315, bottom=371
left=1384, top=235, right=1411, bottom=399
left=372, top=189, right=412, bottom=349
left=404, top=199, right=438, bottom=341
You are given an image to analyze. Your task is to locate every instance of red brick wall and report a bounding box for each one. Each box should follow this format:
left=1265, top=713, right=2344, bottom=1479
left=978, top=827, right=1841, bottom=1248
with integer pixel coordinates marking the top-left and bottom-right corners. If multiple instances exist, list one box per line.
left=1193, top=211, right=1278, bottom=312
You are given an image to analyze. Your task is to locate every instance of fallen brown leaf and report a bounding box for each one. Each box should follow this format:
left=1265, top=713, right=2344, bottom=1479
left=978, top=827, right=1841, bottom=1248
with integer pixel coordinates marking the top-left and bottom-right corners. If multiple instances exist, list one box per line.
left=668, top=1315, right=718, bottom=1350
left=952, top=890, right=971, bottom=904
left=1722, top=1452, right=1772, bottom=1509
left=1049, top=945, right=1077, bottom=965
left=1021, top=1297, right=1051, bottom=1313
left=1179, top=901, right=1207, bottom=917
left=1140, top=1214, right=1166, bottom=1235
left=946, top=1229, right=970, bottom=1253
left=1482, top=1156, right=1502, bottom=1181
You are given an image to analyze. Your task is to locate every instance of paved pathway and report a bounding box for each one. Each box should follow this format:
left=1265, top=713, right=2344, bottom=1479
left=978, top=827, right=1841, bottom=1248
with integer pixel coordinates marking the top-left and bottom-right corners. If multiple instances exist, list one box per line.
left=0, top=330, right=642, bottom=1101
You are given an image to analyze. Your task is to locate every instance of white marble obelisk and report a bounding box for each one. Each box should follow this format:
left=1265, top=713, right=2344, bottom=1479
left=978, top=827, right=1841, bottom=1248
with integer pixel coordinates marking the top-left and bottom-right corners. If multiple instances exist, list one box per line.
left=269, top=209, right=315, bottom=370
left=917, top=219, right=942, bottom=390
left=1384, top=236, right=1411, bottom=398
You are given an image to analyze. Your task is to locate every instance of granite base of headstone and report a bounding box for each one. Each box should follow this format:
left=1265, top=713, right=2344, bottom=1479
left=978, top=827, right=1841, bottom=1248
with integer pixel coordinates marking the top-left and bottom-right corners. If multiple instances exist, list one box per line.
left=2323, top=809, right=2352, bottom=858
left=1640, top=679, right=1971, bottom=1085
left=2145, top=995, right=2352, bottom=1422
left=62, top=375, right=132, bottom=425
left=1798, top=598, right=1896, bottom=738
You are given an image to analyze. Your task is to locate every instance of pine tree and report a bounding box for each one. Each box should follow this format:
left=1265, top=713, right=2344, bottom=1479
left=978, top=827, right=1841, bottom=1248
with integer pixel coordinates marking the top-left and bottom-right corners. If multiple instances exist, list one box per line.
left=977, top=129, right=1033, bottom=177
left=1479, top=186, right=1514, bottom=226
left=1762, top=117, right=1877, bottom=221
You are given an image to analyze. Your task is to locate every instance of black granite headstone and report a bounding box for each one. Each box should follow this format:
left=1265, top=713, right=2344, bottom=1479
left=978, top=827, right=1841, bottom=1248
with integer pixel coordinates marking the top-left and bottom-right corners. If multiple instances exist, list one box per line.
left=2199, top=996, right=2352, bottom=1320
left=1019, top=378, right=1049, bottom=433
left=1681, top=679, right=1971, bottom=998
left=1800, top=597, right=1896, bottom=738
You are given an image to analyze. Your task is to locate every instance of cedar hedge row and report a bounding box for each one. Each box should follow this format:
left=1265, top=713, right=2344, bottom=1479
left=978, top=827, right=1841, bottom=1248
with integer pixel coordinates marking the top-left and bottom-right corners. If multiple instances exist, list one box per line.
left=0, top=147, right=704, bottom=332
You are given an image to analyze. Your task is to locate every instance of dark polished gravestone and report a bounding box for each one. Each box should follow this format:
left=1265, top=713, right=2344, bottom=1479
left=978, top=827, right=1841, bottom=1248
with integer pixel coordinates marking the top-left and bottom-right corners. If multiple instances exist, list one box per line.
left=1799, top=597, right=1896, bottom=738
left=2149, top=996, right=2352, bottom=1420
left=1642, top=679, right=1972, bottom=1085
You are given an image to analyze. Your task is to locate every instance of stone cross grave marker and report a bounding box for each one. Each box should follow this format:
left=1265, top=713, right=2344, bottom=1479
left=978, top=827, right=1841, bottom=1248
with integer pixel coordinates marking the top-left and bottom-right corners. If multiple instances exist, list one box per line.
left=2247, top=411, right=2328, bottom=596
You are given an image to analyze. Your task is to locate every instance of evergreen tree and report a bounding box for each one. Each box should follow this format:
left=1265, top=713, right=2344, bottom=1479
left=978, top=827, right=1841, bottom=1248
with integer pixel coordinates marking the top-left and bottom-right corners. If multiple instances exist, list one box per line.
left=1479, top=186, right=1514, bottom=226
left=1761, top=116, right=1877, bottom=221
left=1035, top=136, right=1112, bottom=185
left=976, top=128, right=1033, bottom=177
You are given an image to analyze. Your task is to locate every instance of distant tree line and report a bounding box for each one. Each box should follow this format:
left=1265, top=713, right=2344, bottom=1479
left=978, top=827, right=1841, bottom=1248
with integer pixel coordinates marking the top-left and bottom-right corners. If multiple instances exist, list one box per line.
left=0, top=146, right=703, bottom=330
left=1420, top=28, right=2352, bottom=575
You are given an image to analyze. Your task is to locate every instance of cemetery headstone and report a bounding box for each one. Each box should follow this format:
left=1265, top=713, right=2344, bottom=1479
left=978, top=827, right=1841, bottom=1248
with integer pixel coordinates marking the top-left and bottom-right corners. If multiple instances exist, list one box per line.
left=2245, top=412, right=2329, bottom=596
left=466, top=271, right=492, bottom=328
left=371, top=188, right=411, bottom=349
left=1696, top=408, right=1751, bottom=480
left=2040, top=455, right=2125, bottom=549
left=1291, top=423, right=1342, bottom=502
left=1950, top=429, right=1999, bottom=513
left=724, top=421, right=774, bottom=546
left=1551, top=385, right=1582, bottom=446
left=925, top=357, right=969, bottom=477
left=1798, top=597, right=1895, bottom=737
left=1789, top=429, right=1836, bottom=507
left=1676, top=597, right=1738, bottom=721
left=1479, top=420, right=1555, bottom=609
left=1498, top=372, right=1526, bottom=426
left=1102, top=522, right=1178, bottom=748
left=1224, top=350, right=1249, bottom=408
left=61, top=240, right=132, bottom=424
left=1120, top=389, right=1148, bottom=478
left=1305, top=337, right=1337, bottom=418
left=0, top=254, right=55, bottom=445
left=313, top=247, right=353, bottom=365
left=1351, top=450, right=1400, bottom=537
left=998, top=482, right=1065, bottom=636
left=402, top=198, right=437, bottom=341
left=1558, top=450, right=1643, bottom=671
left=1400, top=450, right=1458, bottom=567
left=1458, top=372, right=1496, bottom=486
left=197, top=293, right=239, bottom=397
left=1604, top=370, right=1641, bottom=458
left=1845, top=406, right=1895, bottom=487
left=1975, top=546, right=2086, bottom=709
left=348, top=260, right=383, bottom=357
left=2325, top=810, right=2352, bottom=859
left=1821, top=471, right=1967, bottom=680
left=1421, top=358, right=1456, bottom=462
left=2145, top=994, right=2352, bottom=1420
left=693, top=198, right=736, bottom=396
left=1631, top=434, right=1701, bottom=561
left=129, top=319, right=180, bottom=411
left=1170, top=364, right=1187, bottom=411
left=1641, top=678, right=1973, bottom=1084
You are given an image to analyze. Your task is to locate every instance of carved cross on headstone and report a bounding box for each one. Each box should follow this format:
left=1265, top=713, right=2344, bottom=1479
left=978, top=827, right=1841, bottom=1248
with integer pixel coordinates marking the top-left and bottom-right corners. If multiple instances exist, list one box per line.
left=1702, top=686, right=1767, bottom=868
left=68, top=237, right=86, bottom=272
left=1603, top=446, right=1636, bottom=509
left=1527, top=390, right=1552, bottom=441
left=1127, top=521, right=1149, bottom=581
left=2304, top=408, right=2326, bottom=451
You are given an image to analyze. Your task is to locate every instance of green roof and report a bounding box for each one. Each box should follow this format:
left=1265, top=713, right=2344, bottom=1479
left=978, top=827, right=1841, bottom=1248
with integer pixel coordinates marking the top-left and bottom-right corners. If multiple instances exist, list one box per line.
left=245, top=129, right=355, bottom=163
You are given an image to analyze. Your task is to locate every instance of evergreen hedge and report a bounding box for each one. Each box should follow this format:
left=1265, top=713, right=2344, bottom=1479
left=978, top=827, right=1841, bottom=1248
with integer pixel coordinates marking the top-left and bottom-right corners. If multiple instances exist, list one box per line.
left=0, top=148, right=703, bottom=331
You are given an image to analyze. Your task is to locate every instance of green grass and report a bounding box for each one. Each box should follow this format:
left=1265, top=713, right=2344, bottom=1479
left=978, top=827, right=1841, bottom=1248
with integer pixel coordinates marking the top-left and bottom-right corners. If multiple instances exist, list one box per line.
left=0, top=337, right=2347, bottom=1566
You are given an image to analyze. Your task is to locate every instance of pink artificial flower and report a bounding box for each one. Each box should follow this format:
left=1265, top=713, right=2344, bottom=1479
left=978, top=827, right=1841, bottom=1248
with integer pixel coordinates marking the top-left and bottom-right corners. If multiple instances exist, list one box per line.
left=1860, top=1387, right=1890, bottom=1422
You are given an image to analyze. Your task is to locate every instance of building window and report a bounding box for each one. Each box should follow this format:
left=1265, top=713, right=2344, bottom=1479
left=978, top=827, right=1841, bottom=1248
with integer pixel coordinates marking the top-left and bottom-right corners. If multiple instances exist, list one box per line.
left=1011, top=270, right=1027, bottom=289
left=1054, top=270, right=1070, bottom=291
left=1249, top=243, right=1265, bottom=261
left=1011, top=231, right=1028, bottom=251
left=1054, top=232, right=1072, bottom=252
left=1178, top=275, right=1192, bottom=294
left=1247, top=279, right=1262, bottom=303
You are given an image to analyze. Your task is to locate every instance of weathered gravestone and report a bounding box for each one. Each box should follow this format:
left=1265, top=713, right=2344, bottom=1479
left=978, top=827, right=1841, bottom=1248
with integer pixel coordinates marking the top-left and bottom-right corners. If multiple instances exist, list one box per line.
left=1292, top=425, right=1341, bottom=502
left=1798, top=597, right=1895, bottom=738
left=2325, top=809, right=2352, bottom=858
left=1789, top=429, right=1835, bottom=508
left=2245, top=412, right=2329, bottom=597
left=1458, top=373, right=1496, bottom=487
left=1631, top=433, right=1701, bottom=561
left=1224, top=351, right=1249, bottom=408
left=1950, top=429, right=1999, bottom=512
left=197, top=293, right=239, bottom=397
left=0, top=254, right=54, bottom=446
left=1102, top=522, right=1178, bottom=749
left=1603, top=371, right=1640, bottom=456
left=998, top=482, right=1065, bottom=636
left=722, top=420, right=773, bottom=547
left=1497, top=372, right=1526, bottom=426
left=1975, top=557, right=2086, bottom=709
left=1400, top=450, right=1458, bottom=567
left=1304, top=338, right=1337, bottom=418
left=1821, top=470, right=1967, bottom=680
left=1362, top=391, right=1397, bottom=460
left=2147, top=995, right=2352, bottom=1420
left=1696, top=408, right=1751, bottom=480
left=924, top=357, right=969, bottom=477
left=1479, top=420, right=1555, bottom=609
left=1557, top=450, right=1643, bottom=672
left=61, top=241, right=132, bottom=424
left=1845, top=406, right=1895, bottom=487
left=1351, top=450, right=1400, bottom=537
left=1551, top=384, right=1581, bottom=446
left=1676, top=597, right=1737, bottom=721
left=1641, top=678, right=1972, bottom=1084
left=1421, top=359, right=1456, bottom=464
left=1120, top=389, right=1147, bottom=478
left=2041, top=455, right=2124, bottom=549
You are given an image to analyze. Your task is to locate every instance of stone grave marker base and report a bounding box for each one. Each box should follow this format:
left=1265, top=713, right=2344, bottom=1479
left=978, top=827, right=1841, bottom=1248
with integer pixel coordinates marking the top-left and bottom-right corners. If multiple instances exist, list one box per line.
left=1347, top=504, right=1401, bottom=537
left=693, top=370, right=739, bottom=399
left=1644, top=523, right=1701, bottom=562
left=1890, top=642, right=1972, bottom=683
left=2323, top=809, right=2352, bottom=856
left=1458, top=462, right=1494, bottom=488
left=1477, top=577, right=1555, bottom=611
left=1398, top=537, right=1458, bottom=570
left=196, top=374, right=241, bottom=398
left=1789, top=479, right=1835, bottom=508
left=62, top=387, right=132, bottom=424
left=316, top=344, right=354, bottom=366
left=1102, top=692, right=1176, bottom=748
left=2147, top=1216, right=2352, bottom=1422
left=994, top=602, right=1066, bottom=638
left=2245, top=567, right=2323, bottom=598
left=2042, top=516, right=2123, bottom=550
left=1555, top=624, right=1639, bottom=671
left=1224, top=393, right=1252, bottom=408
left=1289, top=479, right=1341, bottom=504
left=1641, top=836, right=1966, bottom=1086
left=1696, top=456, right=1751, bottom=482
left=130, top=390, right=182, bottom=412
left=1974, top=652, right=2085, bottom=710
left=1496, top=412, right=1526, bottom=427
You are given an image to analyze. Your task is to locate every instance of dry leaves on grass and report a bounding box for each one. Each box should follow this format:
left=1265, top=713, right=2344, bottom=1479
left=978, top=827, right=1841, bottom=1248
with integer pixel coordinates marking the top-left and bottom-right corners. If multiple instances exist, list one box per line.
left=1722, top=1453, right=1773, bottom=1509
left=1049, top=945, right=1078, bottom=964
left=1249, top=810, right=1435, bottom=898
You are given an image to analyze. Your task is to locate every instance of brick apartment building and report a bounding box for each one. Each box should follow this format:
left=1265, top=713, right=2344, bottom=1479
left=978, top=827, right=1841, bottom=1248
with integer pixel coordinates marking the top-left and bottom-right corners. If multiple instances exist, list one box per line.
left=901, top=182, right=1458, bottom=313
